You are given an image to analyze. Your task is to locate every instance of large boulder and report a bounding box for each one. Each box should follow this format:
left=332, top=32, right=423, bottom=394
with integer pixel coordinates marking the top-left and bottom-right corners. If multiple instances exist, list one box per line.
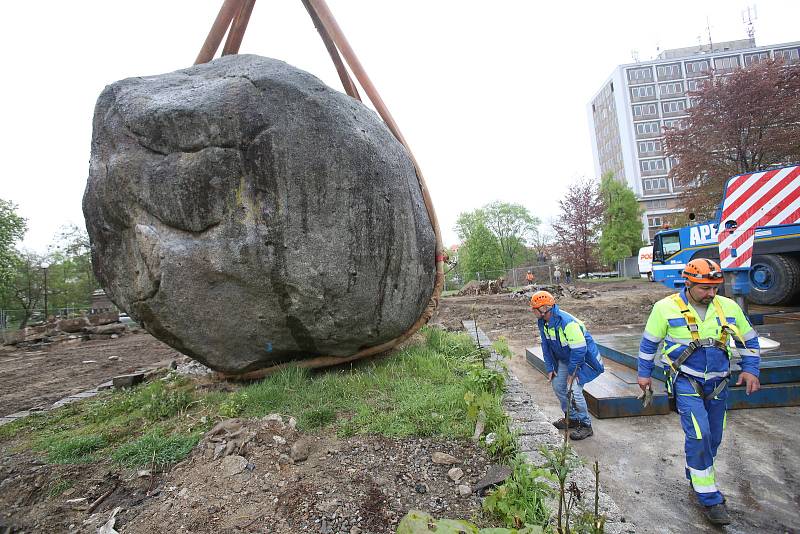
left=83, top=55, right=436, bottom=374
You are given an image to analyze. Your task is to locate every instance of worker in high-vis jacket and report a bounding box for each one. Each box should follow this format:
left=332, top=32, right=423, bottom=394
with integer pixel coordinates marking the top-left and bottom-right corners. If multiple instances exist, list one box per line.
left=531, top=290, right=604, bottom=440
left=637, top=259, right=761, bottom=526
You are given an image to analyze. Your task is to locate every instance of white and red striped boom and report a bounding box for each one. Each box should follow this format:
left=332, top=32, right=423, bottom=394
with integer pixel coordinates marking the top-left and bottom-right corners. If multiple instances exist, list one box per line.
left=718, top=165, right=800, bottom=269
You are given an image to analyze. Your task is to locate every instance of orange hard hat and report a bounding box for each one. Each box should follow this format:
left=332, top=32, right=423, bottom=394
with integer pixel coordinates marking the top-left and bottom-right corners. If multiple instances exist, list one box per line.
left=682, top=258, right=724, bottom=285
left=530, top=290, right=555, bottom=309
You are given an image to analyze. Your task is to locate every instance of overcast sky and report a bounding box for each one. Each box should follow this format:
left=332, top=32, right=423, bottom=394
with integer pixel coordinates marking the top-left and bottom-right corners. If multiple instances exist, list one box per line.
left=3, top=1, right=799, bottom=253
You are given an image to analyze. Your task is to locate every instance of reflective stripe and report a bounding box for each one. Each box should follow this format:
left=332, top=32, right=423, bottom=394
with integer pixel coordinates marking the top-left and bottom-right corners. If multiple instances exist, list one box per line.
left=643, top=331, right=662, bottom=343
left=738, top=348, right=759, bottom=357
left=665, top=335, right=689, bottom=346
left=679, top=366, right=730, bottom=380
left=690, top=413, right=703, bottom=439
left=743, top=329, right=758, bottom=341
left=688, top=466, right=717, bottom=493
left=568, top=340, right=587, bottom=349
left=692, top=482, right=719, bottom=494
left=723, top=411, right=727, bottom=430
left=639, top=351, right=656, bottom=361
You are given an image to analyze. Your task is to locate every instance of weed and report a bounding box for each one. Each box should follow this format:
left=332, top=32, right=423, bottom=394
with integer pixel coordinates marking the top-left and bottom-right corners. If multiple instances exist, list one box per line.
left=218, top=393, right=249, bottom=418
left=492, top=336, right=513, bottom=358
left=483, top=456, right=554, bottom=529
left=45, top=435, right=106, bottom=464
left=485, top=424, right=519, bottom=461
left=111, top=428, right=199, bottom=468
left=141, top=382, right=194, bottom=420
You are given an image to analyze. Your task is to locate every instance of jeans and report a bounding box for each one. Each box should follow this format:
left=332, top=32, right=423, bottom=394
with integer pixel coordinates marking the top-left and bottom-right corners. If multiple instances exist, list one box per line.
left=551, top=360, right=591, bottom=425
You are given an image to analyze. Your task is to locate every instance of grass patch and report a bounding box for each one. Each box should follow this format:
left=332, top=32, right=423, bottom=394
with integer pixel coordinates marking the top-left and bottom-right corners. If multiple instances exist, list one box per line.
left=1, top=326, right=512, bottom=474
left=112, top=428, right=200, bottom=468
left=492, top=336, right=513, bottom=358
left=44, top=435, right=106, bottom=464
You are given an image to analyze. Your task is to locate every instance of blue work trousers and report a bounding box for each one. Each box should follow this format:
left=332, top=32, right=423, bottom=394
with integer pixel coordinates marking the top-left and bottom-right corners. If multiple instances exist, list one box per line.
left=551, top=360, right=591, bottom=426
left=675, top=375, right=728, bottom=507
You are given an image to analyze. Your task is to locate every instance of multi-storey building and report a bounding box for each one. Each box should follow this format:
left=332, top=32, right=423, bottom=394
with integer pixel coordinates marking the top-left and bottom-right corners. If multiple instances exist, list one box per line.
left=588, top=38, right=800, bottom=242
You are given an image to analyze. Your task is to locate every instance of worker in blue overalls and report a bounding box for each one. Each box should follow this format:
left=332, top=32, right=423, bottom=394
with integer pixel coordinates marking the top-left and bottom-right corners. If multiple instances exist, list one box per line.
left=532, top=290, right=604, bottom=440
left=638, top=259, right=761, bottom=526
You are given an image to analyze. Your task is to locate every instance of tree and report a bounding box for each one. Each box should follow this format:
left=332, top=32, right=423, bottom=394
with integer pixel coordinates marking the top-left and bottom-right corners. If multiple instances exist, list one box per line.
left=0, top=198, right=26, bottom=291
left=46, top=225, right=97, bottom=310
left=599, top=172, right=644, bottom=265
left=7, top=250, right=46, bottom=328
left=665, top=60, right=800, bottom=218
left=482, top=202, right=540, bottom=269
left=455, top=202, right=540, bottom=277
left=551, top=179, right=604, bottom=276
left=454, top=210, right=504, bottom=282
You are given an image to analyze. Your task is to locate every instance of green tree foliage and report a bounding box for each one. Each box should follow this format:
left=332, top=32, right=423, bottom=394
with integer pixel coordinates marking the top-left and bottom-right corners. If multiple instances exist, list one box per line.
left=455, top=203, right=540, bottom=281
left=6, top=250, right=46, bottom=328
left=483, top=202, right=540, bottom=269
left=46, top=225, right=96, bottom=310
left=0, top=199, right=26, bottom=290
left=455, top=211, right=505, bottom=281
left=599, top=172, right=644, bottom=265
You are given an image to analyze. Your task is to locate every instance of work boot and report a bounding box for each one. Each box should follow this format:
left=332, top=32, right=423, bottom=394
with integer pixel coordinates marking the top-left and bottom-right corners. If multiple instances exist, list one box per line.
left=703, top=503, right=731, bottom=526
left=552, top=415, right=580, bottom=430
left=569, top=422, right=594, bottom=440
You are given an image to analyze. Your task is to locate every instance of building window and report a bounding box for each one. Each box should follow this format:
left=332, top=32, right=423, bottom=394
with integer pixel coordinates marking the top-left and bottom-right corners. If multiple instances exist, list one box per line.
left=648, top=216, right=663, bottom=227
left=744, top=52, right=770, bottom=66
left=685, top=60, right=710, bottom=75
left=643, top=177, right=668, bottom=191
left=631, top=85, right=656, bottom=99
left=627, top=67, right=653, bottom=83
left=656, top=63, right=681, bottom=80
left=687, top=79, right=707, bottom=92
left=636, top=121, right=661, bottom=136
left=663, top=118, right=684, bottom=130
left=774, top=48, right=800, bottom=64
left=646, top=199, right=668, bottom=209
left=662, top=100, right=687, bottom=114
left=659, top=82, right=684, bottom=96
left=633, top=103, right=657, bottom=117
left=638, top=140, right=662, bottom=153
left=641, top=159, right=666, bottom=173
left=714, top=56, right=740, bottom=73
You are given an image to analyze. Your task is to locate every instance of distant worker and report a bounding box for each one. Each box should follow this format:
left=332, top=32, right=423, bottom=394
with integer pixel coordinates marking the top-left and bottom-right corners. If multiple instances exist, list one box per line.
left=531, top=290, right=604, bottom=440
left=526, top=270, right=535, bottom=285
left=565, top=269, right=572, bottom=284
left=637, top=259, right=760, bottom=526
left=553, top=267, right=562, bottom=284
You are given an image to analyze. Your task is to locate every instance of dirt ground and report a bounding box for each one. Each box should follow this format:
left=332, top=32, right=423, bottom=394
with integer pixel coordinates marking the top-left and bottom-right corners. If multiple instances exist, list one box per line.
left=2, top=279, right=799, bottom=533
left=0, top=330, right=183, bottom=416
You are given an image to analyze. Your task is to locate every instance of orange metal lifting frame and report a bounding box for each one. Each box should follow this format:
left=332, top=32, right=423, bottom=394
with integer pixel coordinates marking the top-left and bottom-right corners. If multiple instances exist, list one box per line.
left=194, top=0, right=445, bottom=378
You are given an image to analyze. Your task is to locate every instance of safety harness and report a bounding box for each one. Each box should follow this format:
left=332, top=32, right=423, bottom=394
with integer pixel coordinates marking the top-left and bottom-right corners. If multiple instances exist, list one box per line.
left=662, top=294, right=747, bottom=402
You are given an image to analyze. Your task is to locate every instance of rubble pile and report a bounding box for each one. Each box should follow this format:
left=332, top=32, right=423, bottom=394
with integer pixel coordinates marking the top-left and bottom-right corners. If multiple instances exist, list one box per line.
left=457, top=278, right=508, bottom=296
left=2, top=312, right=130, bottom=347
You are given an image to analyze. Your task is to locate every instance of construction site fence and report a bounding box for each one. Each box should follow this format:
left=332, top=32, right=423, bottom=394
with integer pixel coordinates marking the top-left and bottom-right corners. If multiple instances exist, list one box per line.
left=617, top=255, right=643, bottom=278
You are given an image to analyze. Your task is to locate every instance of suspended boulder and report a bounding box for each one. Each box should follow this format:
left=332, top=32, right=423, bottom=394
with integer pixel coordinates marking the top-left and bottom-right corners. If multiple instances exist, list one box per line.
left=83, top=54, right=436, bottom=374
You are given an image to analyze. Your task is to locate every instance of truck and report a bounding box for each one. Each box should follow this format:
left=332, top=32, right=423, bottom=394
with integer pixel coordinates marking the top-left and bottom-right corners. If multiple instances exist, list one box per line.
left=651, top=164, right=800, bottom=305
left=637, top=246, right=654, bottom=281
